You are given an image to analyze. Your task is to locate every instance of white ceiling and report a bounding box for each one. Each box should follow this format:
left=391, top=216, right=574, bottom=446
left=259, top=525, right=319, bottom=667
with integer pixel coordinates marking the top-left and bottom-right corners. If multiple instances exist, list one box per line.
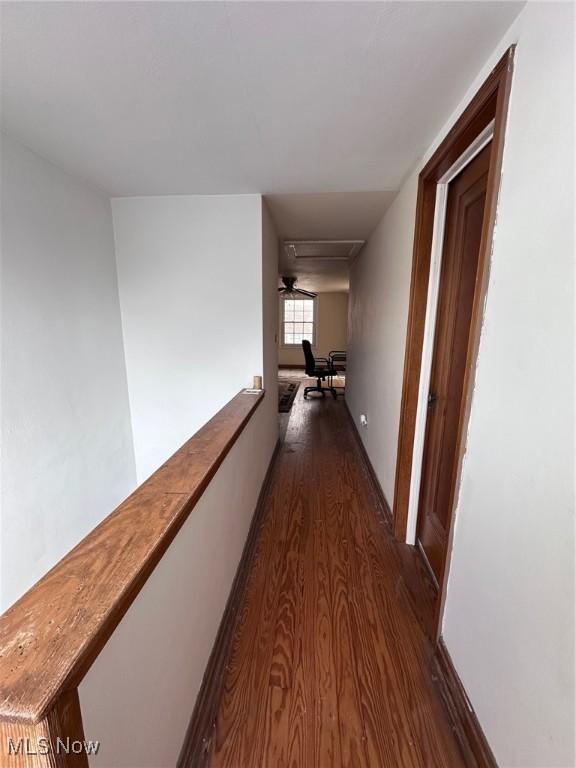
left=267, top=191, right=395, bottom=291
left=1, top=1, right=523, bottom=198
left=266, top=191, right=396, bottom=240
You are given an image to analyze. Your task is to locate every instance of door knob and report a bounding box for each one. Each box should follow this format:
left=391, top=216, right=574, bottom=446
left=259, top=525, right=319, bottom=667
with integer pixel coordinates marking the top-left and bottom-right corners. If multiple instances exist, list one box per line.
left=427, top=391, right=437, bottom=407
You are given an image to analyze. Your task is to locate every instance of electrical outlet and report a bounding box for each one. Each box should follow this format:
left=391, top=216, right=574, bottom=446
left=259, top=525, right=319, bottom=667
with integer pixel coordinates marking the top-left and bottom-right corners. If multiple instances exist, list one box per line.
left=360, top=414, right=368, bottom=428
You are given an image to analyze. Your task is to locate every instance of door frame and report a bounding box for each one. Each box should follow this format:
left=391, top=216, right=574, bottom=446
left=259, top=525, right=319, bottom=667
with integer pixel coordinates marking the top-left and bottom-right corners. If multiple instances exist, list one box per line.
left=407, top=121, right=494, bottom=554
left=392, top=47, right=515, bottom=636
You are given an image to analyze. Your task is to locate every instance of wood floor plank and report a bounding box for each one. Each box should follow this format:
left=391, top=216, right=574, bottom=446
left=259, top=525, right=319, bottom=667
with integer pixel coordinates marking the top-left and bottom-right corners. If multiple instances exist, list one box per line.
left=261, top=454, right=308, bottom=767
left=312, top=485, right=343, bottom=767
left=210, top=457, right=291, bottom=767
left=206, top=377, right=466, bottom=768
left=285, top=477, right=316, bottom=768
left=319, top=457, right=371, bottom=767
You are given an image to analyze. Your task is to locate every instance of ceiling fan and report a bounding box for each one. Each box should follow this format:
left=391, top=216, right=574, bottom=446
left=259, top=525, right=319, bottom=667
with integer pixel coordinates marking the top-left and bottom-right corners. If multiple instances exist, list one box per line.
left=278, top=276, right=317, bottom=298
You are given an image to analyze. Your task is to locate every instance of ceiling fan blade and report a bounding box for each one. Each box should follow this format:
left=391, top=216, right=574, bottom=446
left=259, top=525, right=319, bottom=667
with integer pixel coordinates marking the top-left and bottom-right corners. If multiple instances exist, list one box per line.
left=295, top=288, right=317, bottom=298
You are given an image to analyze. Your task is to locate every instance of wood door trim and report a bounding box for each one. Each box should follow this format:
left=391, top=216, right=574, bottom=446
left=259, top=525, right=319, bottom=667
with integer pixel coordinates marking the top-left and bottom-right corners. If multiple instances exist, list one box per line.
left=392, top=47, right=515, bottom=635
left=0, top=389, right=265, bottom=726
left=416, top=146, right=491, bottom=581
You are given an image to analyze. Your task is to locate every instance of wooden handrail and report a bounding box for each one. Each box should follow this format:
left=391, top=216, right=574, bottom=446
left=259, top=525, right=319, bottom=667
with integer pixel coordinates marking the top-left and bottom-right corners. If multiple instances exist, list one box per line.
left=0, top=390, right=264, bottom=739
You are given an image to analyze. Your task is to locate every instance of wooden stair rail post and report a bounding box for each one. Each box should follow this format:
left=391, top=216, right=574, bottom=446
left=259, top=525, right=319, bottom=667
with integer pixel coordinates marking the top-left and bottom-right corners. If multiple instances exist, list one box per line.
left=0, top=691, right=88, bottom=768
left=0, top=390, right=266, bottom=767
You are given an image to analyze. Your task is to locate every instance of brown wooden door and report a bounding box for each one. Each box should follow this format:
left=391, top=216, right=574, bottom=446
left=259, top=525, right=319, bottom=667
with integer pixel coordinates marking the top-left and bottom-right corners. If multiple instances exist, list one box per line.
left=417, top=143, right=491, bottom=584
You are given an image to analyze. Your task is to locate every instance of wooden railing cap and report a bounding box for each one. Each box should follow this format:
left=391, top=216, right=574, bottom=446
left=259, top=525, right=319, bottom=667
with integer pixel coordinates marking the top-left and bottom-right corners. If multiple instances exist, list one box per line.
left=0, top=389, right=265, bottom=724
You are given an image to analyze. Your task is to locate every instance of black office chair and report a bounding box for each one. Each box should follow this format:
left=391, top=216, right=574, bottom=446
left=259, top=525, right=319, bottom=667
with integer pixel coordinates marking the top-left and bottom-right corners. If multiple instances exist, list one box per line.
left=302, top=340, right=337, bottom=399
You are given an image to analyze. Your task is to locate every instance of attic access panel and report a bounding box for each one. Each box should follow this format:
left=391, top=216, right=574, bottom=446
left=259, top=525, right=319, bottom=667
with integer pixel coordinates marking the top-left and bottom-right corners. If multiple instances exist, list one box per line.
left=283, top=240, right=365, bottom=261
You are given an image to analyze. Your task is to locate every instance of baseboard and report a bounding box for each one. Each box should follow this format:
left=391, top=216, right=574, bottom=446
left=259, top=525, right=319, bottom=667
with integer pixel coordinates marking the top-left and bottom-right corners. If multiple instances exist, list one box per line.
left=279, top=364, right=305, bottom=370
left=343, top=401, right=393, bottom=528
left=433, top=638, right=498, bottom=768
left=344, top=401, right=438, bottom=639
left=177, top=438, right=282, bottom=768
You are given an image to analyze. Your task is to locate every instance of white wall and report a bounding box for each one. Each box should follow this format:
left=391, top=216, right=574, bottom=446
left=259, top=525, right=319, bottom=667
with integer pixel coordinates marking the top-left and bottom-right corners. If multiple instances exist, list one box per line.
left=442, top=5, right=575, bottom=766
left=79, top=400, right=273, bottom=767
left=0, top=133, right=136, bottom=611
left=1, top=152, right=279, bottom=757
left=346, top=3, right=575, bottom=765
left=112, top=195, right=266, bottom=482
left=279, top=291, right=349, bottom=367
left=346, top=181, right=416, bottom=503
left=79, top=197, right=278, bottom=767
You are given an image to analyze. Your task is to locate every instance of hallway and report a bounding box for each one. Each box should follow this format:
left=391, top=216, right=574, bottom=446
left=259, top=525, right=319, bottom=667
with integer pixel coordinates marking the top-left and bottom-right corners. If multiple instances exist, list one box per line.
left=207, top=380, right=465, bottom=767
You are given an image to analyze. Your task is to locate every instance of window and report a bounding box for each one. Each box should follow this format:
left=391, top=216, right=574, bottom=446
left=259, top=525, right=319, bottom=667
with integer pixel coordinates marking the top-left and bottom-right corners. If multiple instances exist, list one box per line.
left=282, top=297, right=315, bottom=346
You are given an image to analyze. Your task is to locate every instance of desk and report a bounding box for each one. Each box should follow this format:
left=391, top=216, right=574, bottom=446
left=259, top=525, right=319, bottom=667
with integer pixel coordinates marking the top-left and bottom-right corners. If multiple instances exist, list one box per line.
left=328, top=350, right=346, bottom=396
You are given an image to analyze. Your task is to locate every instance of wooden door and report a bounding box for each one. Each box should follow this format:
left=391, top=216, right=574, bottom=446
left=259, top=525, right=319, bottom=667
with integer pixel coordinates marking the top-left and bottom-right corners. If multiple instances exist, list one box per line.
left=417, top=143, right=491, bottom=584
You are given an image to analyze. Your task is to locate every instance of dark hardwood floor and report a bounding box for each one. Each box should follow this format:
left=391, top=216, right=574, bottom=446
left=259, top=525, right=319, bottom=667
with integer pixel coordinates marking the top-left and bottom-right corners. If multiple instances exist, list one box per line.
left=207, top=375, right=465, bottom=767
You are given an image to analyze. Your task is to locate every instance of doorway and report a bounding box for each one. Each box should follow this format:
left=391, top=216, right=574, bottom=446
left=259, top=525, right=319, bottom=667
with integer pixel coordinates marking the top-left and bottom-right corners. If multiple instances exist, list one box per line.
left=392, top=46, right=515, bottom=636
left=417, top=143, right=491, bottom=584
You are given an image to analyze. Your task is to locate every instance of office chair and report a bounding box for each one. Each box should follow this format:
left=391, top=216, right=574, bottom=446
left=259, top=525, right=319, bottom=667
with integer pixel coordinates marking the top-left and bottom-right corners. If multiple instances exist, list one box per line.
left=302, top=340, right=338, bottom=399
